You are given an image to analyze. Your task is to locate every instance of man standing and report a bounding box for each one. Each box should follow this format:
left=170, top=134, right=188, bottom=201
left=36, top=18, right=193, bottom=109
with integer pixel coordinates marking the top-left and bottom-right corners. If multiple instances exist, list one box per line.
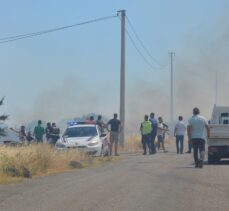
left=33, top=120, right=45, bottom=143
left=149, top=112, right=157, bottom=154
left=174, top=116, right=186, bottom=154
left=50, top=122, right=60, bottom=145
left=157, top=117, right=168, bottom=153
left=187, top=108, right=210, bottom=168
left=140, top=115, right=152, bottom=155
left=45, top=122, right=52, bottom=143
left=96, top=115, right=106, bottom=134
left=107, top=113, right=121, bottom=156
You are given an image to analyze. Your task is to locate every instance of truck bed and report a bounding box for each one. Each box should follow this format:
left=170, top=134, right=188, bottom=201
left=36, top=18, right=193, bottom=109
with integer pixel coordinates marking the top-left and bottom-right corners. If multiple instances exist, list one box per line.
left=209, top=125, right=229, bottom=139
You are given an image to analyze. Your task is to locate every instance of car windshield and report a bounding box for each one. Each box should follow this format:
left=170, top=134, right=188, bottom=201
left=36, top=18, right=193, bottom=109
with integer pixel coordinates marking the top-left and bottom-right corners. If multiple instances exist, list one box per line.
left=64, top=126, right=97, bottom=138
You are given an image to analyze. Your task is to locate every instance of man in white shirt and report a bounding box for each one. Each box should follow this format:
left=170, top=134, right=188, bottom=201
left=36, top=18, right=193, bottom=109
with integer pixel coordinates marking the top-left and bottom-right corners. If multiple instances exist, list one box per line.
left=157, top=117, right=168, bottom=153
left=187, top=108, right=210, bottom=168
left=174, top=116, right=186, bottom=154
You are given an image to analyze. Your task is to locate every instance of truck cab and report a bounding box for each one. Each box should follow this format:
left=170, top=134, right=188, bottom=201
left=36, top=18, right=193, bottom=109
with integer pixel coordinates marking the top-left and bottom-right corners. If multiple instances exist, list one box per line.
left=208, top=105, right=229, bottom=163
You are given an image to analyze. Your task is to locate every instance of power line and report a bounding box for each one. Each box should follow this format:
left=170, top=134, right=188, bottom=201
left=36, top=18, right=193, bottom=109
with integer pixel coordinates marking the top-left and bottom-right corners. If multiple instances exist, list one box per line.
left=125, top=28, right=159, bottom=71
left=118, top=17, right=160, bottom=71
left=126, top=16, right=163, bottom=67
left=0, top=15, right=117, bottom=44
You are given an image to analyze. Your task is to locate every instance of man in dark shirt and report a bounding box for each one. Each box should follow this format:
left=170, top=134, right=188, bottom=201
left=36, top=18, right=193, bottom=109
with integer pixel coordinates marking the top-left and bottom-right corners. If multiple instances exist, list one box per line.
left=45, top=122, right=52, bottom=143
left=149, top=112, right=158, bottom=154
left=107, top=113, right=121, bottom=156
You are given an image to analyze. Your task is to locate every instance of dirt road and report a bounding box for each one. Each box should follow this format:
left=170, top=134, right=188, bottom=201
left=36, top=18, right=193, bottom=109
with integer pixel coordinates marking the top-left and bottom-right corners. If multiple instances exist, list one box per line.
left=1, top=143, right=229, bottom=211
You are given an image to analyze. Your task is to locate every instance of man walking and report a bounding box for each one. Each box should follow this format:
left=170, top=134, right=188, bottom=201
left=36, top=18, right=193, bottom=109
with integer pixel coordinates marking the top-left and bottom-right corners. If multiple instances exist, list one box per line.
left=174, top=116, right=186, bottom=154
left=107, top=113, right=121, bottom=156
left=187, top=108, right=210, bottom=168
left=140, top=115, right=152, bottom=155
left=149, top=112, right=157, bottom=154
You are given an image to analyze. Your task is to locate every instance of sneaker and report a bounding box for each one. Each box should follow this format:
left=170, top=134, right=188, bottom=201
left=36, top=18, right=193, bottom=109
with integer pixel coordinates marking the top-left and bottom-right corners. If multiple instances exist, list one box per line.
left=186, top=151, right=191, bottom=154
left=195, top=162, right=199, bottom=168
left=143, top=152, right=146, bottom=155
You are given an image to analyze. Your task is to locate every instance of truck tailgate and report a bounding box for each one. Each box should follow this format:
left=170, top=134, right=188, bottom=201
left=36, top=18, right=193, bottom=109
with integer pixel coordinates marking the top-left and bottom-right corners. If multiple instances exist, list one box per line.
left=209, top=125, right=229, bottom=139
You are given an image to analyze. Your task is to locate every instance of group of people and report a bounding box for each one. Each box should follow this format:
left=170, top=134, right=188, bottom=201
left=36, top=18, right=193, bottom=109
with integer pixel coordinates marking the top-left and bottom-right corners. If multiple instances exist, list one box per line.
left=10, top=107, right=209, bottom=168
left=86, top=114, right=121, bottom=156
left=140, top=113, right=169, bottom=155
left=10, top=120, right=60, bottom=145
left=141, top=107, right=210, bottom=168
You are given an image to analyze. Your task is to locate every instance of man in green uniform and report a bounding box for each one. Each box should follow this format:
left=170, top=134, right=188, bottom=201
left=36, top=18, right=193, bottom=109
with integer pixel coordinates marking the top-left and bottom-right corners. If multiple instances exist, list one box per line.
left=140, top=115, right=152, bottom=155
left=33, top=120, right=45, bottom=143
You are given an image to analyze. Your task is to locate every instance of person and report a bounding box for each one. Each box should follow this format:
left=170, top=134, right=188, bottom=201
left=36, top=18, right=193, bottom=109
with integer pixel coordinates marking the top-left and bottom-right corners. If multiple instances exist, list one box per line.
left=33, top=120, right=45, bottom=143
left=26, top=131, right=34, bottom=144
left=107, top=113, right=121, bottom=156
left=149, top=112, right=158, bottom=154
left=187, top=107, right=210, bottom=168
left=186, top=139, right=193, bottom=154
left=86, top=116, right=96, bottom=124
left=96, top=115, right=106, bottom=134
left=10, top=125, right=27, bottom=143
left=157, top=117, right=168, bottom=153
left=45, top=122, right=52, bottom=143
left=50, top=122, right=60, bottom=145
left=174, top=116, right=186, bottom=154
left=140, top=115, right=152, bottom=155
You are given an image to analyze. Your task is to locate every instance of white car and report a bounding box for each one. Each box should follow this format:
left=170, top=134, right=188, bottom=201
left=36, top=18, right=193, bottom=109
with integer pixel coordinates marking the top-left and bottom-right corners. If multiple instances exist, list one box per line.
left=55, top=123, right=104, bottom=156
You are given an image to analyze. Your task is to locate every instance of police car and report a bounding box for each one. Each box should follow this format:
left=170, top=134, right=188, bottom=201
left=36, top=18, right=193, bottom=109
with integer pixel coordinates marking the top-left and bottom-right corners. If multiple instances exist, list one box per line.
left=55, top=121, right=105, bottom=156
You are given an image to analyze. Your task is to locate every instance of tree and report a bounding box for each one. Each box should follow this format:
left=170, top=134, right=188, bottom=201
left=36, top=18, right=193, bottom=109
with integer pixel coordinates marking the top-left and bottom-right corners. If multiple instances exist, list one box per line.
left=0, top=97, right=8, bottom=136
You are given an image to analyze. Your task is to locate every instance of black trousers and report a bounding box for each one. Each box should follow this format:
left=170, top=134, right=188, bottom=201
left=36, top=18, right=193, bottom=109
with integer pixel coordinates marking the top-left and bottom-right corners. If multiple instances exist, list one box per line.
left=192, top=139, right=205, bottom=164
left=150, top=134, right=157, bottom=153
left=142, top=134, right=151, bottom=154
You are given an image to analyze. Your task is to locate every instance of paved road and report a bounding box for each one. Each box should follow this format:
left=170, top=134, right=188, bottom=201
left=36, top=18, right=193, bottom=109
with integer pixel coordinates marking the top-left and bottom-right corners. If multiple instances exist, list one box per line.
left=1, top=143, right=229, bottom=211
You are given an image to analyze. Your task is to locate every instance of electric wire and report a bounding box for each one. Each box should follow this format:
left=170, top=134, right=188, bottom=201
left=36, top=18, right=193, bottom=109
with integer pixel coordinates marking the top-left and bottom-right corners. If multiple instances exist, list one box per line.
left=0, top=15, right=117, bottom=44
left=125, top=28, right=160, bottom=71
left=126, top=16, right=163, bottom=67
left=118, top=16, right=160, bottom=71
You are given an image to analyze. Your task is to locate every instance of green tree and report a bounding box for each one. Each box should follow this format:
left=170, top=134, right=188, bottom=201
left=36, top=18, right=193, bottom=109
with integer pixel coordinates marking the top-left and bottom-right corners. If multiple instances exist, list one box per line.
left=0, top=97, right=8, bottom=136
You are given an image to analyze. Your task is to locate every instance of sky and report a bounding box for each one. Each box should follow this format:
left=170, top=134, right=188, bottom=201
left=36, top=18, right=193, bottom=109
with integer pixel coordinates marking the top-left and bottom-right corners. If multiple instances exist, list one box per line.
left=0, top=0, right=229, bottom=131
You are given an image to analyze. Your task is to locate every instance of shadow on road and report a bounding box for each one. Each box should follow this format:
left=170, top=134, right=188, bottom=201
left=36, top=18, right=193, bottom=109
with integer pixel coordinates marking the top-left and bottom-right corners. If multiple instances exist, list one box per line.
left=175, top=166, right=195, bottom=169
left=205, top=160, right=229, bottom=165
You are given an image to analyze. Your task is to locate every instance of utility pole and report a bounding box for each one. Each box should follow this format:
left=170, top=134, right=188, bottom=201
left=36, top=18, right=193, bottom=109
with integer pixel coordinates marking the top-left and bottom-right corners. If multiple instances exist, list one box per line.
left=117, top=10, right=126, bottom=147
left=169, top=52, right=175, bottom=126
left=215, top=71, right=218, bottom=106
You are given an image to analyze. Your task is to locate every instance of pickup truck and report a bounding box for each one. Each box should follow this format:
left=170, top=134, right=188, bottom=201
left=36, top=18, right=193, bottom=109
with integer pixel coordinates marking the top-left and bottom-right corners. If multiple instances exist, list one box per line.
left=208, top=105, right=229, bottom=163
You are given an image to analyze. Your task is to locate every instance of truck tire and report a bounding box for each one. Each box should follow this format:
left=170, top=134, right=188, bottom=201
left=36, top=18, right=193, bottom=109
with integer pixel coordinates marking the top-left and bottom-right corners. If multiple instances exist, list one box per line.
left=208, top=154, right=216, bottom=164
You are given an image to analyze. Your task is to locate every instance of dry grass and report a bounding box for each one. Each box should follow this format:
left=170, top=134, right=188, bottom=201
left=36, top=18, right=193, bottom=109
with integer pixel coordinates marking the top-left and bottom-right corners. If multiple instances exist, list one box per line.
left=120, top=134, right=142, bottom=153
left=0, top=144, right=116, bottom=185
left=0, top=136, right=172, bottom=184
left=120, top=134, right=172, bottom=153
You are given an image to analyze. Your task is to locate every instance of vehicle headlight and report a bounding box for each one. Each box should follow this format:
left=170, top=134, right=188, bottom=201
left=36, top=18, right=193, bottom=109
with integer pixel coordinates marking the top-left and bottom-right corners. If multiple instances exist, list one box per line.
left=88, top=140, right=99, bottom=146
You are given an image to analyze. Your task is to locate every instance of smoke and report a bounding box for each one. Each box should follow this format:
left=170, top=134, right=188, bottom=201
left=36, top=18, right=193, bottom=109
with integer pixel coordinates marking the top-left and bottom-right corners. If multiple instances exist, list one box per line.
left=13, top=75, right=116, bottom=125
left=126, top=12, right=229, bottom=132
left=12, top=12, right=229, bottom=134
